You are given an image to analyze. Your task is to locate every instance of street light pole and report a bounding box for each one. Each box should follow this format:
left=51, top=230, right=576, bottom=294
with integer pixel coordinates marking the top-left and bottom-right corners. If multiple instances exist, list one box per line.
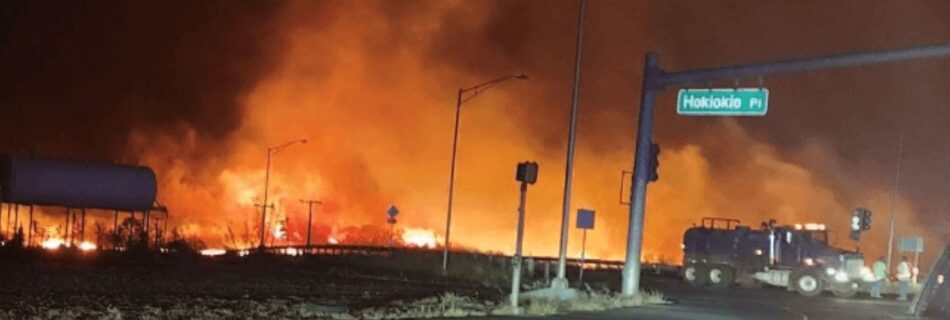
left=443, top=73, right=528, bottom=273
left=554, top=0, right=587, bottom=289
left=886, top=133, right=904, bottom=272
left=444, top=88, right=463, bottom=272
left=259, top=138, right=308, bottom=250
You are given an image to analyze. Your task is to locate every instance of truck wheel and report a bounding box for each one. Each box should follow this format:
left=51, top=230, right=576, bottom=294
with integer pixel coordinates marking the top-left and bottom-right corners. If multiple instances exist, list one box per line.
left=684, top=263, right=709, bottom=287
left=708, top=265, right=735, bottom=288
left=792, top=268, right=824, bottom=297
left=831, top=281, right=858, bottom=298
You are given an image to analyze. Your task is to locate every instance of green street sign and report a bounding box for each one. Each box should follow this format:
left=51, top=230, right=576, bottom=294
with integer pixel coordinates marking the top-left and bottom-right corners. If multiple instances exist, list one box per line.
left=677, top=88, right=769, bottom=116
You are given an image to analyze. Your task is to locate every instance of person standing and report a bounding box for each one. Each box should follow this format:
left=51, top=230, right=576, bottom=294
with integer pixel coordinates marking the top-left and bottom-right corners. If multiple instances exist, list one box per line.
left=897, top=256, right=912, bottom=301
left=871, top=256, right=887, bottom=299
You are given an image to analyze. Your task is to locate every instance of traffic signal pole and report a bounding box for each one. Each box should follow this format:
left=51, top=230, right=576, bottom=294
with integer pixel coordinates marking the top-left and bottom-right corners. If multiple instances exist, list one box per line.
left=622, top=43, right=950, bottom=297
left=622, top=53, right=659, bottom=296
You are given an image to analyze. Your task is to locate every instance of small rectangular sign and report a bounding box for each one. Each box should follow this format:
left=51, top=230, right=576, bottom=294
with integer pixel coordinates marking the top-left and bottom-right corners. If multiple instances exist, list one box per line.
left=677, top=88, right=769, bottom=116
left=576, top=209, right=595, bottom=229
left=898, top=236, right=924, bottom=253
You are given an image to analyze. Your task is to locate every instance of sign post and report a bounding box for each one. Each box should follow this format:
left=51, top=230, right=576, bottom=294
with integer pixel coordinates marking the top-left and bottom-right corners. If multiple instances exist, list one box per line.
left=387, top=205, right=399, bottom=248
left=899, top=236, right=924, bottom=284
left=576, top=209, right=595, bottom=287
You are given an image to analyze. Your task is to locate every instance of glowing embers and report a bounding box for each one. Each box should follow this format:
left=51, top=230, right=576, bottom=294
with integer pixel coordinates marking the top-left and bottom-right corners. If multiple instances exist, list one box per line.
left=200, top=248, right=227, bottom=256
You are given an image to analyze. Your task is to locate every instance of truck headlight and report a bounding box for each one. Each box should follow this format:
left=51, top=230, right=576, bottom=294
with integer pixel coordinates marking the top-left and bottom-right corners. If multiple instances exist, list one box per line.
left=826, top=268, right=837, bottom=276
left=835, top=270, right=849, bottom=283
left=804, top=258, right=814, bottom=266
left=860, top=267, right=876, bottom=282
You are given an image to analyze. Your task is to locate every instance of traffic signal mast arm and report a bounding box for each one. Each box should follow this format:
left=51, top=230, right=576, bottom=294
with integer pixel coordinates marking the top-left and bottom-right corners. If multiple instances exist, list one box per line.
left=650, top=44, right=950, bottom=90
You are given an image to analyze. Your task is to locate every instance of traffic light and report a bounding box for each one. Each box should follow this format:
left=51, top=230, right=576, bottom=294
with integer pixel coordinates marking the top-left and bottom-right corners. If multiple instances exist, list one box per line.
left=516, top=162, right=539, bottom=185
left=851, top=207, right=872, bottom=232
left=851, top=211, right=861, bottom=231
left=860, top=209, right=872, bottom=231
left=648, top=142, right=660, bottom=182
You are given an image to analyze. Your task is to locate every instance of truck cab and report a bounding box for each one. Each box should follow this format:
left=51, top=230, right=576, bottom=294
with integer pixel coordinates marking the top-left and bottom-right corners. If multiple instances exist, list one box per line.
left=683, top=217, right=867, bottom=297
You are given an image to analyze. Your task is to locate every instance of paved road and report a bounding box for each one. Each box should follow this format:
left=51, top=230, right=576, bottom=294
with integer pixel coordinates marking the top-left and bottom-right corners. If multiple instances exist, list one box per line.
left=479, top=274, right=915, bottom=320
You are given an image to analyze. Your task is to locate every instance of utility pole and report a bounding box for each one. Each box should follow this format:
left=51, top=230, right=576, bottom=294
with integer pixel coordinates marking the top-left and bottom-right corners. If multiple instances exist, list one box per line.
left=554, top=0, right=587, bottom=290
left=260, top=151, right=273, bottom=250
left=28, top=205, right=33, bottom=247
left=80, top=208, right=86, bottom=243
left=113, top=210, right=119, bottom=238
left=12, top=204, right=18, bottom=237
left=65, top=208, right=71, bottom=246
left=162, top=211, right=170, bottom=245
left=300, top=199, right=322, bottom=252
left=887, top=133, right=904, bottom=272
left=5, top=203, right=10, bottom=235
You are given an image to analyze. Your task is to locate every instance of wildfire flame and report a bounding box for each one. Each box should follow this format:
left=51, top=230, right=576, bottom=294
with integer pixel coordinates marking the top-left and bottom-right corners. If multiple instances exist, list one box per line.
left=77, top=241, right=97, bottom=251
left=41, top=238, right=65, bottom=250
left=40, top=238, right=96, bottom=252
left=273, top=222, right=287, bottom=240
left=200, top=248, right=226, bottom=256
left=402, top=228, right=438, bottom=249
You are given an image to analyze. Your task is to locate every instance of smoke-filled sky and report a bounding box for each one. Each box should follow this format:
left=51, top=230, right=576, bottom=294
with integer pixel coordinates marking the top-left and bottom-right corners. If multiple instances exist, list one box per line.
left=0, top=0, right=946, bottom=265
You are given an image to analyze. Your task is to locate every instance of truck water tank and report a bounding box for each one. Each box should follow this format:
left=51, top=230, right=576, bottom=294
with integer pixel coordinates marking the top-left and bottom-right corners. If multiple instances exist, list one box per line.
left=0, top=155, right=157, bottom=211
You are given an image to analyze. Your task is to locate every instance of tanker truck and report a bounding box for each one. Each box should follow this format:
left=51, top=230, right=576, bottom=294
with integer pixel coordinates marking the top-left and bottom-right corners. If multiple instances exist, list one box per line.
left=682, top=217, right=875, bottom=297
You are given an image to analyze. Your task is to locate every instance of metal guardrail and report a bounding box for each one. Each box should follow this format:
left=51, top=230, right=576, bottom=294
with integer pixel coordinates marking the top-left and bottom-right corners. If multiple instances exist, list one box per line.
left=245, top=244, right=681, bottom=273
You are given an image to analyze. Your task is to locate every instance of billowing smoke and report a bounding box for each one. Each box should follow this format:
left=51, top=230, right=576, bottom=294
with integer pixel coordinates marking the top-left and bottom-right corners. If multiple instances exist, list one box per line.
left=0, top=1, right=282, bottom=161
left=0, top=1, right=945, bottom=266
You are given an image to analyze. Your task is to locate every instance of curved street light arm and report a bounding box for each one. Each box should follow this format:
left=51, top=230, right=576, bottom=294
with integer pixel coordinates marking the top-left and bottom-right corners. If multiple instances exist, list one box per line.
left=269, top=138, right=309, bottom=155
left=460, top=74, right=528, bottom=104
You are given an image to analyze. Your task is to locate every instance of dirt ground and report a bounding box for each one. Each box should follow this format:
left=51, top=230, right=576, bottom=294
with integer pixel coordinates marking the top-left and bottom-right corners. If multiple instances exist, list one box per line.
left=0, top=249, right=505, bottom=319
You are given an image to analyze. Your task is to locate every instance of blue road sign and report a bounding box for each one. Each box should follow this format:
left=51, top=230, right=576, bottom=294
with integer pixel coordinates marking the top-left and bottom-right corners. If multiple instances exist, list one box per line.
left=576, top=209, right=595, bottom=229
left=387, top=205, right=399, bottom=218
